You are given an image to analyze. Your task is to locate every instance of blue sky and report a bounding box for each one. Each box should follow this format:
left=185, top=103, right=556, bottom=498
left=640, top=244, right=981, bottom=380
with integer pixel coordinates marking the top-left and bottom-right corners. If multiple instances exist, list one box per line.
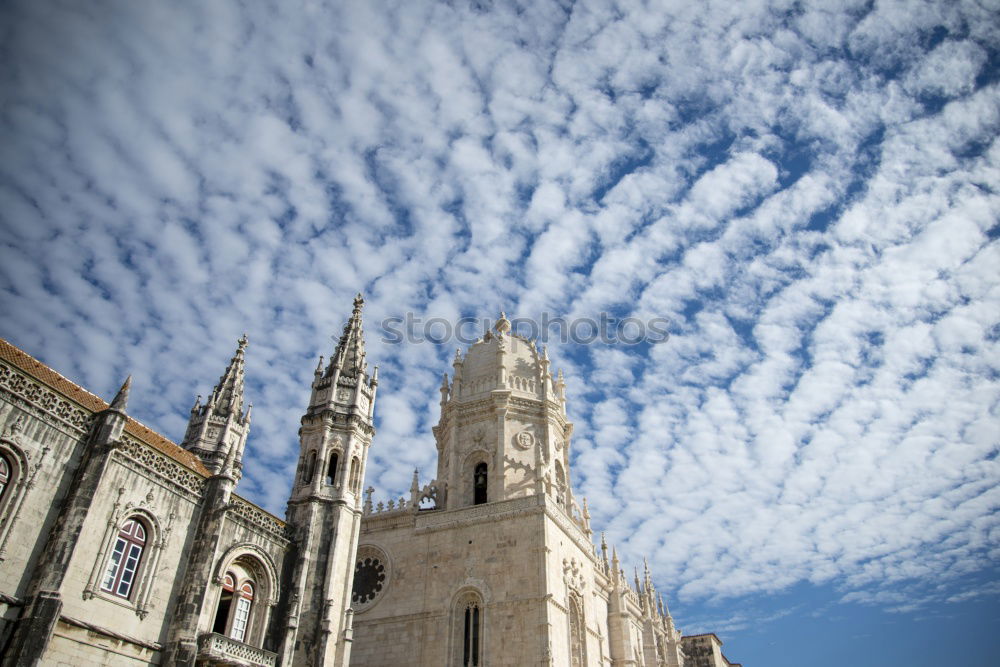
left=1, top=1, right=998, bottom=665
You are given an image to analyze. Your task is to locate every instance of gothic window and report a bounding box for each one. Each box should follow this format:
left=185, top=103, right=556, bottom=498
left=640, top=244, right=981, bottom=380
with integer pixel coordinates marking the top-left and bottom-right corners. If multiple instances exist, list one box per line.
left=454, top=591, right=484, bottom=667
left=213, top=572, right=236, bottom=634
left=100, top=518, right=146, bottom=599
left=213, top=565, right=258, bottom=644
left=303, top=450, right=316, bottom=484
left=325, top=451, right=339, bottom=485
left=349, top=457, right=361, bottom=492
left=0, top=454, right=9, bottom=503
left=554, top=460, right=566, bottom=505
left=569, top=595, right=586, bottom=666
left=231, top=581, right=255, bottom=642
left=473, top=462, right=487, bottom=505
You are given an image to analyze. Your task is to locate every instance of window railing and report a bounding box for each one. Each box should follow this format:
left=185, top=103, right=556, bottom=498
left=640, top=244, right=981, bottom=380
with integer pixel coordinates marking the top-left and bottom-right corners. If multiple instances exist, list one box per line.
left=196, top=632, right=276, bottom=667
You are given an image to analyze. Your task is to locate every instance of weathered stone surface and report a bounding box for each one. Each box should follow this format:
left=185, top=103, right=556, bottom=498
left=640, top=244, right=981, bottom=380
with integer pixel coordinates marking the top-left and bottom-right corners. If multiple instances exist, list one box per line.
left=0, top=304, right=735, bottom=667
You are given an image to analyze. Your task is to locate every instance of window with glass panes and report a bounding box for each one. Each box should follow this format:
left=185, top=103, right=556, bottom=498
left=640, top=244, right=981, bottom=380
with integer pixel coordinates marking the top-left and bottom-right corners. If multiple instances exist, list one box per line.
left=100, top=518, right=146, bottom=598
left=231, top=581, right=254, bottom=641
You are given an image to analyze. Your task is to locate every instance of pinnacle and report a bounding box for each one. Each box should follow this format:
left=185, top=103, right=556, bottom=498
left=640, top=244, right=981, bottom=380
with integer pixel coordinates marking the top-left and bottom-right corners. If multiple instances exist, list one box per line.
left=327, top=293, right=367, bottom=380
left=109, top=375, right=132, bottom=411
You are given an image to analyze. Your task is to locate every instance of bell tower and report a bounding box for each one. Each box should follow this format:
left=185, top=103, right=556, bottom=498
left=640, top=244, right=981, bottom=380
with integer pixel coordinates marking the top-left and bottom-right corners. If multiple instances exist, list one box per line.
left=280, top=294, right=377, bottom=667
left=432, top=312, right=576, bottom=514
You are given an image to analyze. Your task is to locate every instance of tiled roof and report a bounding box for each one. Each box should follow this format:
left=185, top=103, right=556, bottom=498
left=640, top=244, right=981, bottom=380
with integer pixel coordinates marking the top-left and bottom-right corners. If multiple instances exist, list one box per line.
left=0, top=337, right=210, bottom=476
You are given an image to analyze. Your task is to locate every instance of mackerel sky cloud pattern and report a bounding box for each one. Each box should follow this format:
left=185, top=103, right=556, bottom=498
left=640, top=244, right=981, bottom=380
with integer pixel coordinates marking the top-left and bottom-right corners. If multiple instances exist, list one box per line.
left=1, top=1, right=998, bottom=665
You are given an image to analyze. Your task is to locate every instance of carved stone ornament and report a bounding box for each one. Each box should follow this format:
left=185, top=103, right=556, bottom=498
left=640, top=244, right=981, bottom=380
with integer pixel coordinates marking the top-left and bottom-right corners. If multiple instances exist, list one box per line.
left=563, top=557, right=587, bottom=592
left=514, top=430, right=534, bottom=450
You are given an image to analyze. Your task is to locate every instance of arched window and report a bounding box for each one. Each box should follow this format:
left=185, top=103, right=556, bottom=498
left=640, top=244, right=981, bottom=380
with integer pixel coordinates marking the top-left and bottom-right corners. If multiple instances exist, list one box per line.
left=213, top=572, right=236, bottom=634
left=569, top=595, right=585, bottom=666
left=303, top=450, right=316, bottom=484
left=325, top=451, right=339, bottom=486
left=0, top=454, right=10, bottom=503
left=554, top=461, right=566, bottom=506
left=473, top=462, right=487, bottom=505
left=100, top=518, right=146, bottom=599
left=213, top=567, right=257, bottom=643
left=349, top=457, right=361, bottom=492
left=454, top=591, right=484, bottom=667
left=232, top=581, right=255, bottom=641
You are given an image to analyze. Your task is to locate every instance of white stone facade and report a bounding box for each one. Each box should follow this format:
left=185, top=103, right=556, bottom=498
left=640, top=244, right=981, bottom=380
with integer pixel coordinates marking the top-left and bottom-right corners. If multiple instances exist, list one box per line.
left=0, top=300, right=732, bottom=666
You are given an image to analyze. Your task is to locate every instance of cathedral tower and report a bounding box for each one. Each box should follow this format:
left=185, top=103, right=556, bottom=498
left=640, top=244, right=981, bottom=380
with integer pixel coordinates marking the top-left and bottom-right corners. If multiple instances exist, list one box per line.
left=434, top=312, right=576, bottom=514
left=280, top=294, right=377, bottom=666
left=181, top=334, right=252, bottom=478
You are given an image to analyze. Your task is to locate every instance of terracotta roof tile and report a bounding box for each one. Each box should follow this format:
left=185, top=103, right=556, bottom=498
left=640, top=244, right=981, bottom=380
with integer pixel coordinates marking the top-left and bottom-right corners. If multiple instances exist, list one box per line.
left=0, top=337, right=209, bottom=477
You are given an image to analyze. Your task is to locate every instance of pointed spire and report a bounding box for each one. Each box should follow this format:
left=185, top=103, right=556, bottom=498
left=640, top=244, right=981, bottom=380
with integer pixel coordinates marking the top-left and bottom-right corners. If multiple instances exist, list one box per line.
left=327, top=294, right=366, bottom=379
left=370, top=365, right=379, bottom=387
left=191, top=394, right=202, bottom=413
left=208, top=335, right=248, bottom=418
left=109, top=375, right=131, bottom=411
left=315, top=355, right=324, bottom=376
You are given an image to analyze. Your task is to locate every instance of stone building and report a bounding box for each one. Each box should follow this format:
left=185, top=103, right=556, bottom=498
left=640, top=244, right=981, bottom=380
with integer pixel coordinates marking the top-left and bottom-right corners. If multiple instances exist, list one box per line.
left=0, top=297, right=736, bottom=666
left=680, top=634, right=741, bottom=667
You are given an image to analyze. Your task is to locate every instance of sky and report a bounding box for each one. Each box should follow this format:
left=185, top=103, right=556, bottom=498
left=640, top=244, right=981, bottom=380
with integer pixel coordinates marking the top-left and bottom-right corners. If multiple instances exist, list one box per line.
left=1, top=1, right=998, bottom=665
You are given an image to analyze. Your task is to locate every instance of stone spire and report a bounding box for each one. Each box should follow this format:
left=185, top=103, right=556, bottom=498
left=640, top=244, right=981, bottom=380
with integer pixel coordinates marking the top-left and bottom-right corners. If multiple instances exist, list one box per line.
left=325, top=293, right=366, bottom=380
left=109, top=375, right=131, bottom=411
left=208, top=334, right=248, bottom=417
left=283, top=294, right=378, bottom=666
left=181, top=335, right=252, bottom=477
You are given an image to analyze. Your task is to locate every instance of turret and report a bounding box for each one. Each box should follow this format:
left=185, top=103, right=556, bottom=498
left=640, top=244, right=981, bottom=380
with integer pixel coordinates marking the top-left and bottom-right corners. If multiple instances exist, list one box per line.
left=181, top=334, right=251, bottom=479
left=281, top=293, right=377, bottom=667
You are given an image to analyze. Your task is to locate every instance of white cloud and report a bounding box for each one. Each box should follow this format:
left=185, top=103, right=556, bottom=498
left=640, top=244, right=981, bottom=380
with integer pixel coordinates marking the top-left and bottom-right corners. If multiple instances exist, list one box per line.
left=0, top=0, right=997, bottom=646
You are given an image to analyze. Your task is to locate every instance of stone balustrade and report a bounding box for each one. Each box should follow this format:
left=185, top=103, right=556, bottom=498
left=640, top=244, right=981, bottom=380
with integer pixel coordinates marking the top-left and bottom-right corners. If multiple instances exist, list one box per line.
left=196, top=632, right=277, bottom=667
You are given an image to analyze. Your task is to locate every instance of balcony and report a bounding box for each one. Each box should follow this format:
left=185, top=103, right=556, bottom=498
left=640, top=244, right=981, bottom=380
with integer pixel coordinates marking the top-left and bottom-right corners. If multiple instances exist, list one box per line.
left=196, top=632, right=277, bottom=667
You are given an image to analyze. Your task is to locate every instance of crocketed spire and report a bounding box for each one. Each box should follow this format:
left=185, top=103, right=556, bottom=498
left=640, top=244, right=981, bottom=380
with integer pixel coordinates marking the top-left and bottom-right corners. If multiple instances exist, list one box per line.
left=207, top=334, right=248, bottom=418
left=326, top=293, right=366, bottom=380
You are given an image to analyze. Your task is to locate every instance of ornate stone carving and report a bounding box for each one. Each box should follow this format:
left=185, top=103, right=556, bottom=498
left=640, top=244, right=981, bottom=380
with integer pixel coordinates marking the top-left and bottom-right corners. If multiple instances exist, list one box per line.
left=228, top=495, right=290, bottom=542
left=116, top=437, right=205, bottom=496
left=515, top=429, right=534, bottom=450
left=0, top=362, right=90, bottom=432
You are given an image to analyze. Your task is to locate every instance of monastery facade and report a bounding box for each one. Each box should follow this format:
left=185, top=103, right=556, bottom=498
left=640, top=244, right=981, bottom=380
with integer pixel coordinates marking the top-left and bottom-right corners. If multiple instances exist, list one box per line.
left=0, top=297, right=740, bottom=666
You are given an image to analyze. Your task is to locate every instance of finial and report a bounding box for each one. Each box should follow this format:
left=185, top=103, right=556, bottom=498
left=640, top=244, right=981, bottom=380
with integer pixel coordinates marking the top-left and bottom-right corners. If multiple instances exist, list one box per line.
left=353, top=292, right=364, bottom=312
left=440, top=372, right=449, bottom=389
left=371, top=365, right=379, bottom=386
left=495, top=310, right=511, bottom=334
left=315, top=355, right=324, bottom=375
left=191, top=394, right=202, bottom=412
left=244, top=402, right=253, bottom=421
left=542, top=345, right=549, bottom=360
left=454, top=348, right=462, bottom=362
left=110, top=375, right=132, bottom=411
left=238, top=333, right=249, bottom=352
